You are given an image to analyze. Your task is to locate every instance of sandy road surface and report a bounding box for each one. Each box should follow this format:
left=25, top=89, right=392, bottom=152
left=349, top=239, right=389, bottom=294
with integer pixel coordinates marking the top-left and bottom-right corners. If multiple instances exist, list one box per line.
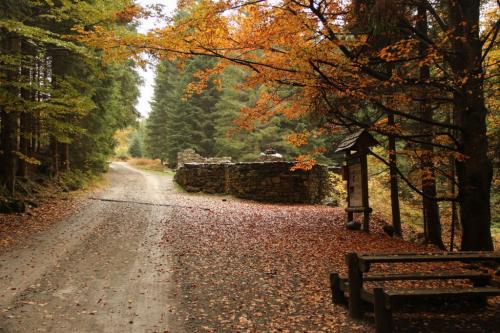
left=0, top=162, right=183, bottom=333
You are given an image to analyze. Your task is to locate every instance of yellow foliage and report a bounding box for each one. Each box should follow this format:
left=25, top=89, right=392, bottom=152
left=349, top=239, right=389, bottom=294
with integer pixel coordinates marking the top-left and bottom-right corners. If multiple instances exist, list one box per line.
left=114, top=128, right=134, bottom=156
left=14, top=152, right=41, bottom=165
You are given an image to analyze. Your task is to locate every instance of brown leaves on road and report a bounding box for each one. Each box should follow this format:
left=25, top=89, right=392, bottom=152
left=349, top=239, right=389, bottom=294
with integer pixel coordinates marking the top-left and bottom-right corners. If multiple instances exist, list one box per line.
left=160, top=194, right=500, bottom=332
left=0, top=196, right=88, bottom=252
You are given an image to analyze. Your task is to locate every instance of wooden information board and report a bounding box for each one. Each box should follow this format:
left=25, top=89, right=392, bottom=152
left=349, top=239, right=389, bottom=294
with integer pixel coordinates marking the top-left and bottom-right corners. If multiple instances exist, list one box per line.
left=335, top=130, right=378, bottom=232
left=348, top=162, right=362, bottom=207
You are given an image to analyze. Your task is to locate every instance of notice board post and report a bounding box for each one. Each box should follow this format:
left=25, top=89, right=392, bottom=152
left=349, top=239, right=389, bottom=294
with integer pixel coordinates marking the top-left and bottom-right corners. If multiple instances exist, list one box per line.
left=336, top=130, right=378, bottom=232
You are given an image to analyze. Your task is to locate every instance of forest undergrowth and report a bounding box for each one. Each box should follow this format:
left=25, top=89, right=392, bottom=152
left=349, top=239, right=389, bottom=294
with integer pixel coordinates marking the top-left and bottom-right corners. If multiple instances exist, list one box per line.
left=0, top=171, right=103, bottom=250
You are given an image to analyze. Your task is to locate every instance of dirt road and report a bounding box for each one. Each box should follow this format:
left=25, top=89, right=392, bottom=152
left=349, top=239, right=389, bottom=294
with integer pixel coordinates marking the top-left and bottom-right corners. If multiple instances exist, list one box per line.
left=2, top=163, right=498, bottom=333
left=0, top=162, right=183, bottom=333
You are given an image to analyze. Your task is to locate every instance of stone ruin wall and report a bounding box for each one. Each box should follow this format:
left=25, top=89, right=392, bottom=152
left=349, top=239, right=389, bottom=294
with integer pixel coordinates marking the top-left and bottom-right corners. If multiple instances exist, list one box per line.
left=174, top=163, right=229, bottom=194
left=174, top=161, right=331, bottom=204
left=177, top=149, right=231, bottom=168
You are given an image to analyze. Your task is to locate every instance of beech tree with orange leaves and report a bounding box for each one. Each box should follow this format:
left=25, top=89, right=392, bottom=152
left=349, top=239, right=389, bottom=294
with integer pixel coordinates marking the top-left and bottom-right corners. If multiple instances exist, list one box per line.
left=79, top=0, right=499, bottom=250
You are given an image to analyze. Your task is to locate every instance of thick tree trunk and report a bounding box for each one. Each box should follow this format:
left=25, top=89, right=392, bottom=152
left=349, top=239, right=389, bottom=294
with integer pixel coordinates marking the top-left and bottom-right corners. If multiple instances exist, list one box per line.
left=447, top=0, right=493, bottom=250
left=0, top=110, right=19, bottom=194
left=417, top=5, right=444, bottom=249
left=422, top=176, right=443, bottom=247
left=388, top=113, right=401, bottom=236
left=456, top=100, right=492, bottom=251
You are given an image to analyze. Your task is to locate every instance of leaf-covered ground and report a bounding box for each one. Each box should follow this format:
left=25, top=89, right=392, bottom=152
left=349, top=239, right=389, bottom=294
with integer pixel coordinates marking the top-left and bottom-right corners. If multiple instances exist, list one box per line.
left=0, top=175, right=103, bottom=252
left=1, top=166, right=498, bottom=332
left=162, top=194, right=500, bottom=332
left=0, top=195, right=88, bottom=252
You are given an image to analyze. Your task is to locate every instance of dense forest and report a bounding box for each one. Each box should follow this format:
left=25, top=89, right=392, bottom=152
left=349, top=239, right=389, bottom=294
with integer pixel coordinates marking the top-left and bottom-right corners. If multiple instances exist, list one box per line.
left=0, top=1, right=140, bottom=205
left=1, top=0, right=499, bottom=252
left=141, top=57, right=338, bottom=167
left=1, top=2, right=499, bottom=332
left=110, top=0, right=498, bottom=251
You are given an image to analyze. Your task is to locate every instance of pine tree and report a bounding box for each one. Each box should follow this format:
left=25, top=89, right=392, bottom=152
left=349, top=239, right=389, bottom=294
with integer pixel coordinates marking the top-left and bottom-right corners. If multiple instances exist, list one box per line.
left=0, top=0, right=141, bottom=195
left=128, top=134, right=143, bottom=158
left=145, top=56, right=222, bottom=166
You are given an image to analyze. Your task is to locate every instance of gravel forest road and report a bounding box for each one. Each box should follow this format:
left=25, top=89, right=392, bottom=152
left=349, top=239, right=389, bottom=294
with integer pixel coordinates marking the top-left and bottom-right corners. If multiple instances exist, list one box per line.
left=0, top=162, right=184, bottom=333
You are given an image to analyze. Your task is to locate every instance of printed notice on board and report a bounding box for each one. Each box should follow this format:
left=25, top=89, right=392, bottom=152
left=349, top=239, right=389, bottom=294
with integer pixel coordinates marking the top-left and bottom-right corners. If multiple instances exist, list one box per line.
left=348, top=163, right=362, bottom=207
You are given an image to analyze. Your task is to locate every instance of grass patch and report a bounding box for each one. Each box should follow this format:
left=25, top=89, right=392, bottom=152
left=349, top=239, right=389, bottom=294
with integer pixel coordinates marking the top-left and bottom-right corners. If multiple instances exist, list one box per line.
left=128, top=158, right=176, bottom=175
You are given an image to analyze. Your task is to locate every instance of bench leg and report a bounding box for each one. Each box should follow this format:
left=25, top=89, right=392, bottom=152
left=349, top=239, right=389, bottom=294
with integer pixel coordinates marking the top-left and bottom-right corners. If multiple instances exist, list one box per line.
left=346, top=253, right=364, bottom=319
left=330, top=273, right=347, bottom=305
left=374, top=288, right=393, bottom=333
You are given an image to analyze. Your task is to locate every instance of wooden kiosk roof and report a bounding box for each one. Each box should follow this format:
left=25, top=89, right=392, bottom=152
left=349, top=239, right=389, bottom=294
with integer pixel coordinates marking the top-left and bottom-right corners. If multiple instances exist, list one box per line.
left=335, top=130, right=378, bottom=153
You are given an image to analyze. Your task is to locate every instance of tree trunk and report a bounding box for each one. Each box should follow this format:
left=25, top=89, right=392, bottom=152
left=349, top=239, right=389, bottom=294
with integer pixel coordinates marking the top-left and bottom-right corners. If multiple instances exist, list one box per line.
left=61, top=143, right=70, bottom=172
left=0, top=109, right=19, bottom=194
left=0, top=35, right=21, bottom=194
left=18, top=40, right=33, bottom=178
left=18, top=113, right=30, bottom=178
left=447, top=0, right=493, bottom=250
left=51, top=49, right=71, bottom=174
left=51, top=137, right=59, bottom=178
left=448, top=109, right=459, bottom=251
left=33, top=54, right=46, bottom=155
left=456, top=101, right=492, bottom=251
left=33, top=111, right=40, bottom=154
left=417, top=5, right=444, bottom=249
left=388, top=112, right=401, bottom=236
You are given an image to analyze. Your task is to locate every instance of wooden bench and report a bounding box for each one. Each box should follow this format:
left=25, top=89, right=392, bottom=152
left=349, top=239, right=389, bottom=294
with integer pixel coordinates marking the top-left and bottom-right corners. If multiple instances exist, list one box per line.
left=330, top=251, right=500, bottom=333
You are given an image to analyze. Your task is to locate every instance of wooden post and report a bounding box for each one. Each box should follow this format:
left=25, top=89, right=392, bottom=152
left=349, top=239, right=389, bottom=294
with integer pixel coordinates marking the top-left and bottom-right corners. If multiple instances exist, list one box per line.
left=330, top=273, right=346, bottom=305
left=361, top=153, right=370, bottom=232
left=346, top=252, right=364, bottom=318
left=347, top=211, right=354, bottom=223
left=374, top=288, right=393, bottom=333
left=345, top=151, right=352, bottom=224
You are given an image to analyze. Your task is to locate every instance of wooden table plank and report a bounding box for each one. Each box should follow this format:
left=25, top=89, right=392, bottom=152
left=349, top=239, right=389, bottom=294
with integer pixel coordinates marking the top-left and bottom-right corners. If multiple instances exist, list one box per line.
left=357, top=252, right=500, bottom=271
left=386, top=286, right=500, bottom=298
left=362, top=272, right=491, bottom=282
left=359, top=252, right=500, bottom=263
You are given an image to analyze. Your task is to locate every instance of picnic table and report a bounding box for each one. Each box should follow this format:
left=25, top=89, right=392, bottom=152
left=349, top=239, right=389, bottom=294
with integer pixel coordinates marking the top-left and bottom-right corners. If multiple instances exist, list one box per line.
left=330, top=251, right=500, bottom=333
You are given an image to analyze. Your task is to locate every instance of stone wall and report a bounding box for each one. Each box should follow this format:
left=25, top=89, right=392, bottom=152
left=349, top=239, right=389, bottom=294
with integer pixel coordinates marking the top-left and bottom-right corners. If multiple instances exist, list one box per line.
left=177, top=149, right=231, bottom=168
left=174, top=163, right=228, bottom=194
left=177, top=149, right=205, bottom=168
left=174, top=161, right=330, bottom=204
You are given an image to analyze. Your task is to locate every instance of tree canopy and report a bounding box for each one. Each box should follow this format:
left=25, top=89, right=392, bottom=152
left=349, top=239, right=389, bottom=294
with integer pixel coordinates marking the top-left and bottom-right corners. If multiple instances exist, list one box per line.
left=2, top=0, right=499, bottom=251
left=0, top=0, right=141, bottom=195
